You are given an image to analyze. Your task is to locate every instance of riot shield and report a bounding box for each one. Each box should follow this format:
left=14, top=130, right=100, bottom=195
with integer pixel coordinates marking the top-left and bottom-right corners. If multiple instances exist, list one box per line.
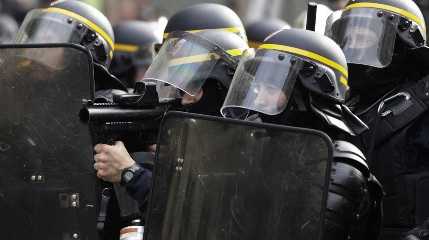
left=146, top=111, right=333, bottom=240
left=0, top=44, right=97, bottom=240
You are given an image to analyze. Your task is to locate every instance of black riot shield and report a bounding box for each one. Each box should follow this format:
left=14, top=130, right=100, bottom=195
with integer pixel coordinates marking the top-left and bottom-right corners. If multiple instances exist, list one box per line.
left=146, top=111, right=333, bottom=240
left=0, top=44, right=98, bottom=240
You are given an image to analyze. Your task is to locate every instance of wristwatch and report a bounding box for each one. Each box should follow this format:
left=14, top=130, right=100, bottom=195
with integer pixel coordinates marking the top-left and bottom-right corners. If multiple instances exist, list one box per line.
left=120, top=163, right=142, bottom=186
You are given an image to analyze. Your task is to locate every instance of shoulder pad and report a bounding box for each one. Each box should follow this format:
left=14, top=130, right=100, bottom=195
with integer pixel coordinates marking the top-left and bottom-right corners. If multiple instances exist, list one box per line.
left=333, top=140, right=370, bottom=178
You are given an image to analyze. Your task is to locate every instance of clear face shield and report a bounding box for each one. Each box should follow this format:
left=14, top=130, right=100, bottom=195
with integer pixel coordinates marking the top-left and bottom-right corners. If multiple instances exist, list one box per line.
left=221, top=49, right=340, bottom=119
left=154, top=80, right=183, bottom=103
left=17, top=9, right=89, bottom=44
left=326, top=8, right=401, bottom=68
left=142, top=31, right=239, bottom=101
left=15, top=8, right=111, bottom=65
left=14, top=47, right=69, bottom=71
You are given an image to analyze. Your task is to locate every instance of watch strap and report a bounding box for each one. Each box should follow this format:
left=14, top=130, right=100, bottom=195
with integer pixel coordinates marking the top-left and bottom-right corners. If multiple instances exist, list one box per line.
left=120, top=163, right=142, bottom=186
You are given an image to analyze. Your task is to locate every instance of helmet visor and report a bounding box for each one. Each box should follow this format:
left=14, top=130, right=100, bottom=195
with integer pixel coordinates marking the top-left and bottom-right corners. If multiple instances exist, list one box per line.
left=142, top=32, right=237, bottom=96
left=155, top=81, right=182, bottom=103
left=221, top=49, right=303, bottom=118
left=16, top=9, right=87, bottom=45
left=326, top=8, right=399, bottom=68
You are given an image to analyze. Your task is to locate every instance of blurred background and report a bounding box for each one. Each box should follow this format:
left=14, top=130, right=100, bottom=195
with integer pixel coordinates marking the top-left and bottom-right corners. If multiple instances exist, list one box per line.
left=0, top=0, right=428, bottom=37
left=0, top=0, right=361, bottom=27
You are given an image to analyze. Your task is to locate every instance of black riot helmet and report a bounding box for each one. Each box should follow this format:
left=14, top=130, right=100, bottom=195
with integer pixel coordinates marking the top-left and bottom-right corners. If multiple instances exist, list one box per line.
left=222, top=28, right=349, bottom=118
left=143, top=3, right=249, bottom=107
left=15, top=0, right=115, bottom=68
left=111, top=21, right=162, bottom=88
left=162, top=3, right=247, bottom=42
left=325, top=0, right=426, bottom=68
left=245, top=18, right=290, bottom=49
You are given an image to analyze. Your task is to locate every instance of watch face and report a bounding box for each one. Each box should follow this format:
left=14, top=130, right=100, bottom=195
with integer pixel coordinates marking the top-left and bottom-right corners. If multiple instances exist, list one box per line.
left=123, top=171, right=134, bottom=183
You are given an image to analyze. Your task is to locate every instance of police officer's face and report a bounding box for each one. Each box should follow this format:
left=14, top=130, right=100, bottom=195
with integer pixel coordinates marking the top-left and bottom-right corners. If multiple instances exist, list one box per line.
left=253, top=84, right=287, bottom=113
left=343, top=26, right=378, bottom=49
left=181, top=88, right=203, bottom=105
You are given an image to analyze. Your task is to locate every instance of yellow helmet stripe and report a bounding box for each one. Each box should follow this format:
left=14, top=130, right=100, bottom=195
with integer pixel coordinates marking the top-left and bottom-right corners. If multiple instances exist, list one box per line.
left=226, top=48, right=246, bottom=56
left=114, top=43, right=139, bottom=53
left=345, top=2, right=426, bottom=32
left=169, top=53, right=218, bottom=66
left=44, top=7, right=115, bottom=52
left=168, top=48, right=245, bottom=66
left=340, top=76, right=349, bottom=87
left=163, top=27, right=244, bottom=39
left=259, top=43, right=349, bottom=86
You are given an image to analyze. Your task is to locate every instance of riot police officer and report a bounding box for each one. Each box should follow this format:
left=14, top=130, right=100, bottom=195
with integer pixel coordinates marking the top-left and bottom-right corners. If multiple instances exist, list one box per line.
left=327, top=0, right=429, bottom=239
left=111, top=20, right=162, bottom=89
left=15, top=0, right=126, bottom=91
left=93, top=3, right=249, bottom=211
left=245, top=18, right=290, bottom=49
left=325, top=0, right=429, bottom=239
left=221, top=28, right=383, bottom=240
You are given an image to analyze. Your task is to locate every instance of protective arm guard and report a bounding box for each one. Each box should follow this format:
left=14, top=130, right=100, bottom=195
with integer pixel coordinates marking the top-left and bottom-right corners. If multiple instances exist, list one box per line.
left=324, top=141, right=384, bottom=240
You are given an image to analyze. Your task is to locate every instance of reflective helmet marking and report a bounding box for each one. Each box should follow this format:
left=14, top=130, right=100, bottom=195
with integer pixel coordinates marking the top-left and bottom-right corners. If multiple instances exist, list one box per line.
left=339, top=76, right=348, bottom=88
left=259, top=43, right=349, bottom=87
left=226, top=48, right=247, bottom=56
left=163, top=27, right=245, bottom=40
left=114, top=43, right=139, bottom=53
left=345, top=2, right=426, bottom=32
left=168, top=47, right=246, bottom=67
left=44, top=7, right=115, bottom=53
